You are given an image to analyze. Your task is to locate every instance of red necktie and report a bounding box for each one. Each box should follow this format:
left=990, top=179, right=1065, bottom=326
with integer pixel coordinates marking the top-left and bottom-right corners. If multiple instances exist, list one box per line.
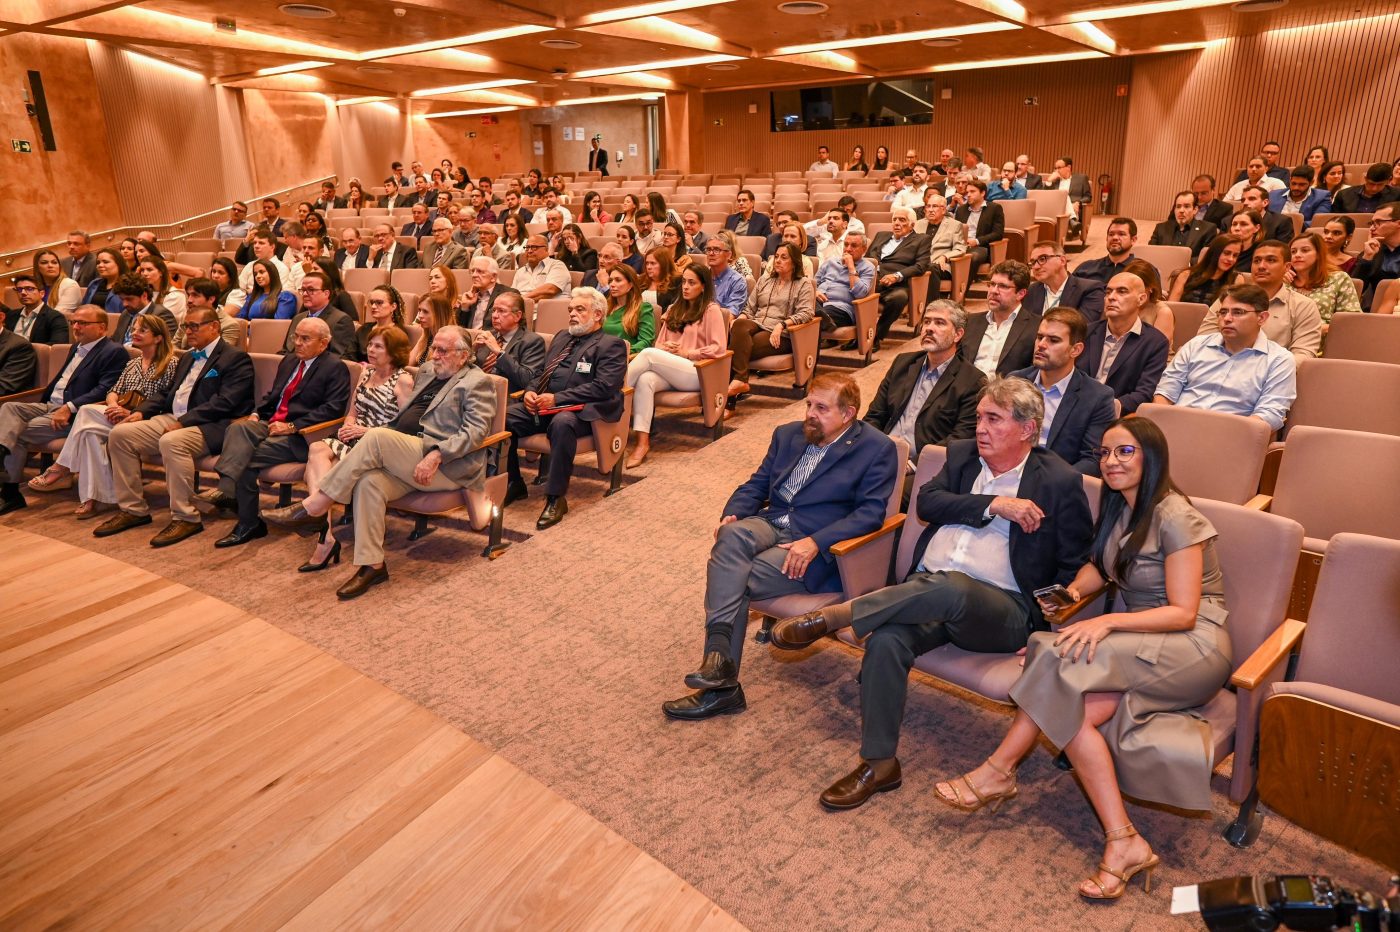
left=272, top=361, right=306, bottom=423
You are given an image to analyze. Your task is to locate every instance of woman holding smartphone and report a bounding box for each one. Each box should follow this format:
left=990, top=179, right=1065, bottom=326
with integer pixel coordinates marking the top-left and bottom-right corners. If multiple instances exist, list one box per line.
left=933, top=417, right=1230, bottom=904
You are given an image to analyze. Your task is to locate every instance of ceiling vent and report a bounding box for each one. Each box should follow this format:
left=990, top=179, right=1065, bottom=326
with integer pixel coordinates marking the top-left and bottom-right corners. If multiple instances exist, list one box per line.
left=279, top=4, right=336, bottom=18
left=921, top=37, right=963, bottom=47
left=777, top=1, right=829, bottom=14
left=540, top=38, right=582, bottom=49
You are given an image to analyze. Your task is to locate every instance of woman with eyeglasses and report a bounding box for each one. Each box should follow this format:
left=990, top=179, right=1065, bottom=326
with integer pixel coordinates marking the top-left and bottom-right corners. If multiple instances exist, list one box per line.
left=934, top=417, right=1230, bottom=903
left=38, top=312, right=178, bottom=518
left=352, top=285, right=408, bottom=362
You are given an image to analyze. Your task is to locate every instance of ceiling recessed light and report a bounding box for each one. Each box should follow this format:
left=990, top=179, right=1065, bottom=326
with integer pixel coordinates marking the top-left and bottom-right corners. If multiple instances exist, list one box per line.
left=921, top=36, right=963, bottom=46
left=777, top=1, right=828, bottom=13
left=705, top=62, right=741, bottom=70
left=1231, top=0, right=1286, bottom=9
left=278, top=3, right=336, bottom=18
left=540, top=38, right=582, bottom=49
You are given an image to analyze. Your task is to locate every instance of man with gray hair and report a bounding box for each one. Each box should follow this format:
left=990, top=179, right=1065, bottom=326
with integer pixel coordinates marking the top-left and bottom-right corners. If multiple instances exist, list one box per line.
left=424, top=217, right=470, bottom=269
left=583, top=242, right=623, bottom=292
left=502, top=287, right=628, bottom=530
left=865, top=205, right=930, bottom=348
left=199, top=315, right=351, bottom=547
left=456, top=254, right=517, bottom=330
left=771, top=374, right=1093, bottom=811
left=263, top=325, right=498, bottom=599
left=917, top=190, right=967, bottom=297
left=475, top=224, right=512, bottom=270
left=453, top=206, right=481, bottom=250
left=814, top=231, right=874, bottom=331
left=515, top=234, right=571, bottom=301
left=62, top=230, right=98, bottom=286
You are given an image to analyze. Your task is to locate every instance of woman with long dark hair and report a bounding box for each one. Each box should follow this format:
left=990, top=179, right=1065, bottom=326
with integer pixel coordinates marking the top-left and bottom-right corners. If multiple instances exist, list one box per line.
left=237, top=259, right=296, bottom=320
left=1318, top=216, right=1358, bottom=274
left=83, top=248, right=128, bottom=313
left=556, top=223, right=598, bottom=272
left=602, top=263, right=655, bottom=354
left=934, top=416, right=1230, bottom=903
left=1303, top=145, right=1329, bottom=187
left=727, top=242, right=815, bottom=404
left=33, top=248, right=81, bottom=312
left=580, top=190, right=611, bottom=224
left=207, top=257, right=246, bottom=314
left=871, top=145, right=891, bottom=172
left=1167, top=234, right=1243, bottom=306
left=1318, top=161, right=1347, bottom=198
left=844, top=145, right=869, bottom=174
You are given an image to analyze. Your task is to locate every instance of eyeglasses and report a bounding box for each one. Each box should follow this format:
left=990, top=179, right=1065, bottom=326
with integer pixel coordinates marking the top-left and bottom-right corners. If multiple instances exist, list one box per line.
left=14, top=285, right=39, bottom=293
left=299, top=286, right=327, bottom=294
left=704, top=246, right=729, bottom=255
left=181, top=320, right=216, bottom=331
left=71, top=318, right=104, bottom=326
left=1095, top=444, right=1139, bottom=462
left=1369, top=218, right=1396, bottom=226
left=524, top=244, right=546, bottom=250
left=1028, top=255, right=1062, bottom=267
left=366, top=299, right=391, bottom=307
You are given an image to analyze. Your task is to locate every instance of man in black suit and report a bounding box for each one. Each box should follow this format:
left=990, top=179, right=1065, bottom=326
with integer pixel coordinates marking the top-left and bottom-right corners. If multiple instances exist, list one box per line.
left=1047, top=157, right=1094, bottom=222
left=587, top=135, right=609, bottom=176
left=0, top=306, right=126, bottom=514
left=281, top=271, right=357, bottom=358
left=760, top=210, right=802, bottom=260
left=862, top=300, right=984, bottom=491
left=502, top=288, right=627, bottom=530
left=1078, top=272, right=1170, bottom=415
left=1190, top=174, right=1235, bottom=231
left=196, top=317, right=351, bottom=547
left=3, top=274, right=71, bottom=344
left=1023, top=243, right=1104, bottom=324
left=62, top=231, right=98, bottom=287
left=1151, top=191, right=1219, bottom=258
left=400, top=203, right=434, bottom=241
left=1239, top=186, right=1295, bottom=242
left=314, top=181, right=346, bottom=213
left=110, top=274, right=177, bottom=345
left=771, top=375, right=1093, bottom=810
left=723, top=190, right=773, bottom=239
left=0, top=328, right=37, bottom=398
left=96, top=307, right=255, bottom=546
left=456, top=255, right=518, bottom=330
left=953, top=180, right=1004, bottom=282
left=333, top=227, right=371, bottom=271
left=1010, top=308, right=1116, bottom=476
left=1073, top=217, right=1139, bottom=284
left=473, top=290, right=547, bottom=394
left=1015, top=155, right=1044, bottom=191
left=959, top=260, right=1040, bottom=376
left=865, top=207, right=930, bottom=346
left=367, top=223, right=422, bottom=272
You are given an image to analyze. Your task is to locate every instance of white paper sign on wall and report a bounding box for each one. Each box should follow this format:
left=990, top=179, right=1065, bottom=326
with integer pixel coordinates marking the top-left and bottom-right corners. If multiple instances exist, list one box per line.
left=533, top=140, right=544, bottom=155
left=628, top=143, right=638, bottom=156
left=562, top=127, right=573, bottom=141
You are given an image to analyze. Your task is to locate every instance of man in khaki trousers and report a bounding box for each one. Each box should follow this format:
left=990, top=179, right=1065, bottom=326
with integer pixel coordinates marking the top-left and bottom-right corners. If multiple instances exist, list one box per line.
left=95, top=307, right=255, bottom=547
left=263, top=325, right=497, bottom=599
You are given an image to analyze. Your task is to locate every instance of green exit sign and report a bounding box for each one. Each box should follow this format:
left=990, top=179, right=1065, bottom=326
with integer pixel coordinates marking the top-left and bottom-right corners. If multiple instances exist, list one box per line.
left=11, top=139, right=32, bottom=153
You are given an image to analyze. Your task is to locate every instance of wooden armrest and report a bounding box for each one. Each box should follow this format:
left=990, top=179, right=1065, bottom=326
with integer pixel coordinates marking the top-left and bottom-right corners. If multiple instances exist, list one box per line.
left=830, top=513, right=904, bottom=557
left=509, top=390, right=525, bottom=399
left=1243, top=494, right=1272, bottom=511
left=471, top=429, right=512, bottom=454
left=298, top=416, right=346, bottom=436
left=1058, top=584, right=1113, bottom=622
left=693, top=354, right=726, bottom=369
left=1230, top=618, right=1306, bottom=690
left=0, top=388, right=43, bottom=405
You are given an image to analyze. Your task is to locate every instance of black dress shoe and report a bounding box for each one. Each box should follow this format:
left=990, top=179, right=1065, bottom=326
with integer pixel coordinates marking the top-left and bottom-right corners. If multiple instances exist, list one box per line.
left=839, top=339, right=859, bottom=351
left=503, top=479, right=529, bottom=506
left=93, top=512, right=153, bottom=537
left=683, top=650, right=739, bottom=690
left=337, top=564, right=389, bottom=600
left=0, top=483, right=27, bottom=516
left=214, top=520, right=269, bottom=548
left=536, top=495, right=568, bottom=529
left=661, top=685, right=746, bottom=721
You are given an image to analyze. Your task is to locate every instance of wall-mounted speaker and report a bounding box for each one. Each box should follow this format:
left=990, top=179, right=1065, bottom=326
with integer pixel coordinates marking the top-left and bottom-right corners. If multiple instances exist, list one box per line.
left=27, top=71, right=56, bottom=151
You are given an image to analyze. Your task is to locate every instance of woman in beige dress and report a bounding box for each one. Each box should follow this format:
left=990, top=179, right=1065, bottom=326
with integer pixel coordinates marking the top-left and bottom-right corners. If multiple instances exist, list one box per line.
left=934, top=416, right=1231, bottom=903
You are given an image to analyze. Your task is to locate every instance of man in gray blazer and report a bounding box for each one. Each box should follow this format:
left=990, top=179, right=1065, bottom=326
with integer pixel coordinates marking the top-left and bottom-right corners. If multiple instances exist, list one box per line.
left=915, top=193, right=967, bottom=296
left=263, top=325, right=497, bottom=599
left=422, top=218, right=471, bottom=270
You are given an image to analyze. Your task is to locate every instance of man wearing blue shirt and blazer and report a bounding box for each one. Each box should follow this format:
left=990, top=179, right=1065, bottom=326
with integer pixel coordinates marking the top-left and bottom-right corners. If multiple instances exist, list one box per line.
left=664, top=372, right=898, bottom=722
left=1268, top=167, right=1333, bottom=223
left=723, top=190, right=773, bottom=239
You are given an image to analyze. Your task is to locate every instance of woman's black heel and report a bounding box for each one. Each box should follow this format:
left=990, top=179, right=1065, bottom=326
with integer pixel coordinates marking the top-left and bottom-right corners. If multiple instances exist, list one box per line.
left=298, top=538, right=342, bottom=573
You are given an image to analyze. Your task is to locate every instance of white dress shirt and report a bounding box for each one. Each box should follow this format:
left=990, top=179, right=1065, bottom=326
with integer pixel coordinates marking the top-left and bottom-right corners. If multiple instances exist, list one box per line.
left=238, top=254, right=290, bottom=294
left=49, top=339, right=100, bottom=409
left=918, top=451, right=1028, bottom=591
left=1031, top=369, right=1074, bottom=444
left=171, top=348, right=212, bottom=418
left=972, top=306, right=1021, bottom=374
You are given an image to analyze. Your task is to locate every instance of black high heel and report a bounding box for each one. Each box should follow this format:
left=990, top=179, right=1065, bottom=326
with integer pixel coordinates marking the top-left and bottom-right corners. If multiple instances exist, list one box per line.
left=298, top=538, right=342, bottom=572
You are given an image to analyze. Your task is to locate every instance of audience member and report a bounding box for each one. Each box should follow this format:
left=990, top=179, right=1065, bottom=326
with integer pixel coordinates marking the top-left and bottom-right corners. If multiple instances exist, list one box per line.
left=1150, top=191, right=1218, bottom=257
left=634, top=210, right=662, bottom=255
left=1233, top=140, right=1290, bottom=185
left=893, top=162, right=930, bottom=211
left=258, top=197, right=286, bottom=236
left=1228, top=210, right=1266, bottom=270
left=110, top=273, right=177, bottom=343
left=1286, top=232, right=1360, bottom=328
left=31, top=248, right=81, bottom=313
left=1318, top=216, right=1358, bottom=274
left=624, top=264, right=729, bottom=468
left=1047, top=158, right=1093, bottom=232
left=1198, top=241, right=1321, bottom=361
left=353, top=285, right=408, bottom=361
left=814, top=232, right=875, bottom=331
left=1317, top=160, right=1347, bottom=198
left=1074, top=218, right=1138, bottom=284
left=279, top=270, right=356, bottom=357
left=1080, top=273, right=1169, bottom=415
left=808, top=145, right=839, bottom=178
left=1010, top=308, right=1115, bottom=475
left=1352, top=203, right=1400, bottom=310
left=94, top=306, right=255, bottom=545
left=961, top=147, right=992, bottom=183
left=918, top=193, right=968, bottom=298
left=557, top=224, right=598, bottom=273
left=662, top=373, right=897, bottom=721
left=367, top=223, right=422, bottom=271
left=182, top=277, right=243, bottom=349
left=514, top=234, right=571, bottom=301
left=602, top=264, right=656, bottom=354
left=1225, top=157, right=1286, bottom=199
left=3, top=273, right=71, bottom=344
left=724, top=190, right=772, bottom=238
left=136, top=255, right=186, bottom=324
left=473, top=290, right=545, bottom=395
left=1188, top=175, right=1233, bottom=229
left=61, top=230, right=98, bottom=287
left=236, top=258, right=297, bottom=320
left=313, top=181, right=345, bottom=213
left=1119, top=259, right=1176, bottom=350
left=1015, top=155, right=1044, bottom=190
left=987, top=162, right=1027, bottom=202
left=960, top=260, right=1039, bottom=376
left=1157, top=283, right=1297, bottom=429
left=334, top=227, right=371, bottom=270
left=1238, top=185, right=1295, bottom=242
left=844, top=145, right=869, bottom=174
left=456, top=256, right=515, bottom=330
left=0, top=325, right=37, bottom=399
left=264, top=325, right=497, bottom=599
left=866, top=206, right=929, bottom=348
left=728, top=243, right=815, bottom=408
left=953, top=181, right=1004, bottom=282
left=770, top=376, right=1092, bottom=809
left=1269, top=165, right=1332, bottom=221
left=423, top=218, right=470, bottom=269
left=761, top=209, right=802, bottom=259
left=81, top=247, right=127, bottom=314
left=704, top=234, right=749, bottom=316
left=1023, top=243, right=1104, bottom=323
left=1167, top=234, right=1243, bottom=305
left=1328, top=162, right=1398, bottom=213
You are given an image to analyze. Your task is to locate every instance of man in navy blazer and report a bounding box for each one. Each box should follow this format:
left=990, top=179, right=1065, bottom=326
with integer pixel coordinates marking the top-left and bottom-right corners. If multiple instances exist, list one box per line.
left=1023, top=243, right=1105, bottom=324
left=0, top=306, right=127, bottom=514
left=332, top=227, right=371, bottom=270
left=1010, top=309, right=1116, bottom=475
left=1268, top=167, right=1333, bottom=223
left=770, top=376, right=1092, bottom=809
left=503, top=288, right=627, bottom=531
left=1076, top=272, right=1170, bottom=415
left=663, top=372, right=898, bottom=722
left=97, top=307, right=255, bottom=546
left=722, top=189, right=773, bottom=239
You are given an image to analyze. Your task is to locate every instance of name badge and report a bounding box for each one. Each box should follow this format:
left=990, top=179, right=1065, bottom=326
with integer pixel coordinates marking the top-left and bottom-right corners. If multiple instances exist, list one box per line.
left=575, top=361, right=592, bottom=374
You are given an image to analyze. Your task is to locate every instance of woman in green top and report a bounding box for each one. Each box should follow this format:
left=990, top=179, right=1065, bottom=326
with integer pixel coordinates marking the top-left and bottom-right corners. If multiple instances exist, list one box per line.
left=602, top=263, right=656, bottom=354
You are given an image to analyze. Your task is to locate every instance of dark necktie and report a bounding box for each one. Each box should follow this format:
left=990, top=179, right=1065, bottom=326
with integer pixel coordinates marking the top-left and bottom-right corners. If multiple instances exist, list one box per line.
left=535, top=336, right=574, bottom=392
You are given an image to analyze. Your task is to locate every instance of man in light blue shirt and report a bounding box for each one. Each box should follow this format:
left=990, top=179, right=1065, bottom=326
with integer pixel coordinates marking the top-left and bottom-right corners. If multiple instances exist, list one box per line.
left=212, top=201, right=253, bottom=242
left=705, top=238, right=749, bottom=316
left=986, top=162, right=1028, bottom=202
left=814, top=232, right=875, bottom=329
left=1154, top=283, right=1296, bottom=430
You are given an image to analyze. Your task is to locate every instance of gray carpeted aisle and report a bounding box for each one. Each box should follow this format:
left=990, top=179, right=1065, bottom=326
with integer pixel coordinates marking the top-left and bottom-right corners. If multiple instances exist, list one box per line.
left=7, top=277, right=1389, bottom=931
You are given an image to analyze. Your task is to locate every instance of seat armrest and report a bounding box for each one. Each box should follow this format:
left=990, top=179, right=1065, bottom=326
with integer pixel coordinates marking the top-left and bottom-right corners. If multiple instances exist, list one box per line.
left=1058, top=584, right=1113, bottom=622
left=297, top=416, right=346, bottom=440
left=0, top=388, right=43, bottom=405
left=471, top=429, right=512, bottom=454
left=1230, top=618, right=1306, bottom=690
left=1242, top=494, right=1272, bottom=511
left=829, top=513, right=903, bottom=557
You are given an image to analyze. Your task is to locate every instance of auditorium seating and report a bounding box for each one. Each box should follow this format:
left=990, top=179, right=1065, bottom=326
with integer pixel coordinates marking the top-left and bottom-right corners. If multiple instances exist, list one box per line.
left=518, top=386, right=634, bottom=497
left=1136, top=403, right=1272, bottom=506
left=1322, top=312, right=1400, bottom=362
left=651, top=351, right=734, bottom=442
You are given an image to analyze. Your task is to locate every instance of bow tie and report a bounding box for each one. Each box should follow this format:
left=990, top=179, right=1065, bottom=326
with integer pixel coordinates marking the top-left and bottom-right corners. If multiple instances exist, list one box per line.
left=189, top=349, right=208, bottom=363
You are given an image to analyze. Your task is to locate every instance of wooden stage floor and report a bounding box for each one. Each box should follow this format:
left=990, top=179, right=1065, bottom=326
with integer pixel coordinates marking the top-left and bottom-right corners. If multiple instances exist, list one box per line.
left=0, top=526, right=743, bottom=931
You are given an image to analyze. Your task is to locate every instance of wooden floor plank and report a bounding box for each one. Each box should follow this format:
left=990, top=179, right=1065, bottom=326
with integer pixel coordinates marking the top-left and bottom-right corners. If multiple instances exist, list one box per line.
left=0, top=527, right=744, bottom=932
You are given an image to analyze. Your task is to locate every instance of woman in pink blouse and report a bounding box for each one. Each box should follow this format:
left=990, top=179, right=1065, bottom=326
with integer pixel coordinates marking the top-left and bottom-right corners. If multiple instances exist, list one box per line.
left=624, top=263, right=728, bottom=468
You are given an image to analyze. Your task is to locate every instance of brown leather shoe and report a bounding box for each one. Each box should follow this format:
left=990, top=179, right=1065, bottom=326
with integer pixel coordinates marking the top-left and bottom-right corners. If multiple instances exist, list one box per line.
left=150, top=519, right=204, bottom=548
left=819, top=758, right=902, bottom=811
left=336, top=564, right=389, bottom=600
left=93, top=511, right=153, bottom=538
left=770, top=610, right=831, bottom=651
left=262, top=503, right=330, bottom=538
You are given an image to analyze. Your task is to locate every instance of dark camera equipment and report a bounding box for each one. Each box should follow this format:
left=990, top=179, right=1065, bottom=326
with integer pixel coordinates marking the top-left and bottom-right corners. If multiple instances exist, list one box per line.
left=1198, top=874, right=1398, bottom=932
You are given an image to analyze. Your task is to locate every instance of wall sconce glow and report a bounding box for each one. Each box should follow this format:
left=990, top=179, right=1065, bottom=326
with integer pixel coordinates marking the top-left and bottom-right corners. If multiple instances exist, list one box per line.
left=336, top=95, right=392, bottom=106
left=776, top=21, right=1018, bottom=54
left=1070, top=21, right=1117, bottom=51
left=410, top=78, right=533, bottom=97
left=1061, top=0, right=1236, bottom=22
left=254, top=61, right=332, bottom=76
left=421, top=106, right=521, bottom=119
left=577, top=0, right=735, bottom=26
left=930, top=50, right=1106, bottom=71
left=572, top=54, right=740, bottom=78
left=555, top=92, right=665, bottom=105
left=360, top=25, right=552, bottom=60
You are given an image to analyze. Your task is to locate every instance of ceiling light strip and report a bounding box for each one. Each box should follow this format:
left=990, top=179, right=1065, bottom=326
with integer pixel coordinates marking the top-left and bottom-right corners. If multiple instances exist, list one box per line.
left=556, top=92, right=665, bottom=105
left=577, top=0, right=735, bottom=26
left=336, top=96, right=392, bottom=106
left=929, top=51, right=1106, bottom=72
left=1060, top=0, right=1236, bottom=23
left=421, top=106, right=520, bottom=119
left=359, top=25, right=552, bottom=60
left=410, top=78, right=533, bottom=97
left=775, top=21, right=1019, bottom=54
left=571, top=54, right=741, bottom=79
left=254, top=60, right=332, bottom=76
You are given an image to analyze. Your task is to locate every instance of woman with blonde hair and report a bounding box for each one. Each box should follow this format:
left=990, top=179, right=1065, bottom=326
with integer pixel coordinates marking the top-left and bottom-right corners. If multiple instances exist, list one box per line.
left=33, top=313, right=178, bottom=517
left=1286, top=231, right=1360, bottom=330
left=765, top=222, right=815, bottom=277
left=715, top=229, right=754, bottom=279
left=32, top=248, right=81, bottom=312
left=603, top=263, right=656, bottom=354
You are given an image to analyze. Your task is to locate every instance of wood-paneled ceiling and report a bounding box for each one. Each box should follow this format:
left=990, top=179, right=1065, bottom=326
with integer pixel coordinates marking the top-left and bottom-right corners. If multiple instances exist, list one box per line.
left=2, top=0, right=1396, bottom=115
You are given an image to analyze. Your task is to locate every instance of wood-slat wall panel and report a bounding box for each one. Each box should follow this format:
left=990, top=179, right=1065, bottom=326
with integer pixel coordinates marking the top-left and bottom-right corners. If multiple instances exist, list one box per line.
left=698, top=58, right=1133, bottom=190
left=1118, top=4, right=1400, bottom=218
